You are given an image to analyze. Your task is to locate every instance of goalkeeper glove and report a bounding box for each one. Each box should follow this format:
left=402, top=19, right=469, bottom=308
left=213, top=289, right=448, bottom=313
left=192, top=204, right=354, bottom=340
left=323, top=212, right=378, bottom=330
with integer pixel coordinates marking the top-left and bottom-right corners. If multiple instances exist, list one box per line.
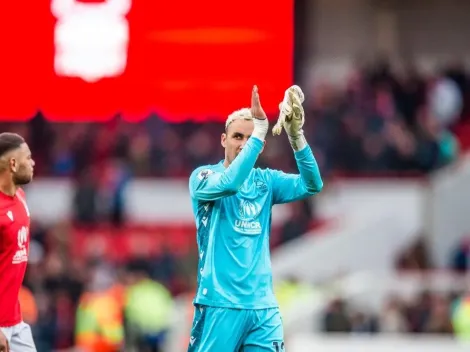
left=272, top=85, right=307, bottom=151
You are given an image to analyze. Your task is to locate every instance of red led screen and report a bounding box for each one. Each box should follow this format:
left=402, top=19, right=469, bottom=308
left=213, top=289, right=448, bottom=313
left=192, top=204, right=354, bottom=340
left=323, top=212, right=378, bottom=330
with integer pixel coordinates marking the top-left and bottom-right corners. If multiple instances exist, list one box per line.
left=0, top=0, right=293, bottom=122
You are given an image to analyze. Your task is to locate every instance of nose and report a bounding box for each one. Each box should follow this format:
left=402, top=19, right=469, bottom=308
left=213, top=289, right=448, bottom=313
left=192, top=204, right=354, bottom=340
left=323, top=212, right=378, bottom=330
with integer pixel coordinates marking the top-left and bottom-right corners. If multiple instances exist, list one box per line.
left=31, top=159, right=36, bottom=167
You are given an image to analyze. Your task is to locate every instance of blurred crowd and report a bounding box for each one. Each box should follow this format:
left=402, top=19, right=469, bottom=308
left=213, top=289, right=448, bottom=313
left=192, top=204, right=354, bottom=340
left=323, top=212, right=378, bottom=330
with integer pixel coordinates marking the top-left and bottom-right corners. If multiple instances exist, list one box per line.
left=1, top=60, right=470, bottom=182
left=321, top=291, right=458, bottom=335
left=308, top=59, right=469, bottom=176
left=320, top=235, right=470, bottom=338
left=23, top=220, right=189, bottom=352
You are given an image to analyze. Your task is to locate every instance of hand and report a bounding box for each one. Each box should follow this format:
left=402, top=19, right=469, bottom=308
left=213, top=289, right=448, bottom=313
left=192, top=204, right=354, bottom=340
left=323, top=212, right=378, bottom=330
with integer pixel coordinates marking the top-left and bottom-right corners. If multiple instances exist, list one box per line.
left=0, top=330, right=9, bottom=352
left=284, top=87, right=305, bottom=136
left=251, top=85, right=267, bottom=120
left=272, top=85, right=305, bottom=137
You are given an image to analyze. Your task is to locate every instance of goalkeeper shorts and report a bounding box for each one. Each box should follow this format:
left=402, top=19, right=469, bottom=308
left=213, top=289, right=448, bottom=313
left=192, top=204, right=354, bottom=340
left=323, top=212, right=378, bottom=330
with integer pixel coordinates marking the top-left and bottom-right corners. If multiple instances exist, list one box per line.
left=187, top=304, right=285, bottom=352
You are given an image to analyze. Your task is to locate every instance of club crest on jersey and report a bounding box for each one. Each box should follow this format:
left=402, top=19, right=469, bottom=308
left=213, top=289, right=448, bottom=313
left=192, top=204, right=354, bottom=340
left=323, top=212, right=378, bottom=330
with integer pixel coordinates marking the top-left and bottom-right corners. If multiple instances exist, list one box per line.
left=197, top=169, right=213, bottom=180
left=255, top=179, right=268, bottom=195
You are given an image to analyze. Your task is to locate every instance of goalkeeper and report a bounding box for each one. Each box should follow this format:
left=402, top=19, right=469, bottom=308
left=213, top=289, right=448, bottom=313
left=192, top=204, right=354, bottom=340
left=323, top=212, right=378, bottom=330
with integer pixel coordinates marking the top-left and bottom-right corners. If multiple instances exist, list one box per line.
left=188, top=85, right=323, bottom=351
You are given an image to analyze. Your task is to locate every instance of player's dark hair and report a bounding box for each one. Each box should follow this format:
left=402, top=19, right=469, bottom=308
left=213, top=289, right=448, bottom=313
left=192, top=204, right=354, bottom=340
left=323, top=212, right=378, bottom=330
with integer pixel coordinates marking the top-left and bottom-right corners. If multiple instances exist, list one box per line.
left=0, top=133, right=25, bottom=157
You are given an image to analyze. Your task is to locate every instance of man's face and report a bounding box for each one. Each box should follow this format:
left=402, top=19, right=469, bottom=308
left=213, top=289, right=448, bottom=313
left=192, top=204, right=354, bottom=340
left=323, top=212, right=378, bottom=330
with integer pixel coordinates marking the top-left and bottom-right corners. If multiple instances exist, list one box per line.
left=10, top=143, right=35, bottom=185
left=221, top=119, right=256, bottom=165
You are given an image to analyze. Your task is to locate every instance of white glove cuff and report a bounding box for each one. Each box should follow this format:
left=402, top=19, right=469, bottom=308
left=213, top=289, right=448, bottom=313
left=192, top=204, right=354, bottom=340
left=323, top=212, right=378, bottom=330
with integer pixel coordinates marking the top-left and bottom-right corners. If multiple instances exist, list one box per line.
left=288, top=132, right=308, bottom=151
left=252, top=118, right=269, bottom=141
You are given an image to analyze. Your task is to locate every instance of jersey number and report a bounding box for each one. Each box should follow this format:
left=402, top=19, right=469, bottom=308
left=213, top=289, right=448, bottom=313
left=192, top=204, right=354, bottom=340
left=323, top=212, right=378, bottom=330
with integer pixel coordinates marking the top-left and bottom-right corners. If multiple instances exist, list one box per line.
left=273, top=341, right=285, bottom=352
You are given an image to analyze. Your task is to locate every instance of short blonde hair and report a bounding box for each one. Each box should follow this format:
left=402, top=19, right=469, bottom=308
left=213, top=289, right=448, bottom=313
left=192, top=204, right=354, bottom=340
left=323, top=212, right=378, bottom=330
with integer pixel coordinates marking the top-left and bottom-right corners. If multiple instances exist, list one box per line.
left=225, top=108, right=253, bottom=130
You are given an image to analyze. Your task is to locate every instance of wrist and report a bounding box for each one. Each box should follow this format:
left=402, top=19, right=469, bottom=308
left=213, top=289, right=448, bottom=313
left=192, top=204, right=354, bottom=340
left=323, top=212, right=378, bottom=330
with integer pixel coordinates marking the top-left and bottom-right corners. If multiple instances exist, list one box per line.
left=288, top=131, right=307, bottom=151
left=252, top=118, right=269, bottom=141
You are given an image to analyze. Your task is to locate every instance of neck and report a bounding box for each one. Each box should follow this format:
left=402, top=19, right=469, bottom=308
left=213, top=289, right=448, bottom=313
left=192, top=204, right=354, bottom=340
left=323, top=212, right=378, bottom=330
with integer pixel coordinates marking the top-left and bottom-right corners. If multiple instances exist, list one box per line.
left=0, top=176, right=16, bottom=197
left=223, top=159, right=230, bottom=168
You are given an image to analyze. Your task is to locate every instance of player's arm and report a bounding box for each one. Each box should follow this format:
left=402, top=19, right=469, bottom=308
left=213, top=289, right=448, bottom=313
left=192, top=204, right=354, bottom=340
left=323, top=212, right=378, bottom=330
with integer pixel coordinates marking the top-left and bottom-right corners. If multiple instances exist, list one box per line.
left=190, top=136, right=264, bottom=201
left=271, top=146, right=323, bottom=204
left=190, top=85, right=269, bottom=202
left=0, top=329, right=9, bottom=352
left=271, top=85, right=323, bottom=204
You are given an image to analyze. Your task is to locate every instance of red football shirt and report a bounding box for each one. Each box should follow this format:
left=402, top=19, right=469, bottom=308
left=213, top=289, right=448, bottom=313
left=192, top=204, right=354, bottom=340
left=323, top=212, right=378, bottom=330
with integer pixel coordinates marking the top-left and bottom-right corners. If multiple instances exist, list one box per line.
left=0, top=188, right=30, bottom=327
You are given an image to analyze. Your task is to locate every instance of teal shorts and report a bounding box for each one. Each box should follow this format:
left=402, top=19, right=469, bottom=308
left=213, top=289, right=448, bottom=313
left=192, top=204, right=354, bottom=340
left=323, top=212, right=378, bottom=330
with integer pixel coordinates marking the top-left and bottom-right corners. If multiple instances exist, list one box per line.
left=187, top=304, right=285, bottom=352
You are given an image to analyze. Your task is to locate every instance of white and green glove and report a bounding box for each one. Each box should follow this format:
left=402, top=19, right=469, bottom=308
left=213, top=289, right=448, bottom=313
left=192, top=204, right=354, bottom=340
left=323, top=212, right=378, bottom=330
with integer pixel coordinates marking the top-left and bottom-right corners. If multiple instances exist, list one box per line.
left=272, top=85, right=307, bottom=151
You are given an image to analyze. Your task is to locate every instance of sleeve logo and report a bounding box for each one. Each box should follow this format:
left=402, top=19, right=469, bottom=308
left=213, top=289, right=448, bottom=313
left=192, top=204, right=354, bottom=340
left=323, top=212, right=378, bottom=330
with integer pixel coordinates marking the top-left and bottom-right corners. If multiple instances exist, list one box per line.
left=197, top=169, right=214, bottom=180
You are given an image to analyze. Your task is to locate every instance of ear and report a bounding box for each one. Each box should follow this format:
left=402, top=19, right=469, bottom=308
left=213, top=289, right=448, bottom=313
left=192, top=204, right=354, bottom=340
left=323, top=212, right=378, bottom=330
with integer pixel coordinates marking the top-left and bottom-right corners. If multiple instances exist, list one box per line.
left=9, top=157, right=17, bottom=173
left=221, top=133, right=227, bottom=148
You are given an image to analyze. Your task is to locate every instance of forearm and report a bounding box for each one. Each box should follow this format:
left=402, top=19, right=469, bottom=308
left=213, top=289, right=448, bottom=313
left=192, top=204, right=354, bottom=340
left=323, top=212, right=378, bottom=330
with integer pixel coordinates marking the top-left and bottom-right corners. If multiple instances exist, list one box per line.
left=192, top=118, right=268, bottom=199
left=288, top=133, right=308, bottom=152
left=221, top=136, right=264, bottom=190
left=221, top=118, right=268, bottom=190
left=294, top=144, right=323, bottom=193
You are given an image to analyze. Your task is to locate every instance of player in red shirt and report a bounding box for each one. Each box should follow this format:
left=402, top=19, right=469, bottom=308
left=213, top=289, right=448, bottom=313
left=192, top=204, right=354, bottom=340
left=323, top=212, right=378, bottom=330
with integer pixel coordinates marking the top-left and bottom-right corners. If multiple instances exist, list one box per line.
left=0, top=133, right=36, bottom=352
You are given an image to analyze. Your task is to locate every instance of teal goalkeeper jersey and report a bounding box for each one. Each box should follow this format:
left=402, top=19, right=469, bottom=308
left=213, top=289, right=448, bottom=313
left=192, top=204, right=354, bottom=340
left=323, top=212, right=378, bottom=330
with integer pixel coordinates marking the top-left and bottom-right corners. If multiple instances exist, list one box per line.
left=189, top=137, right=323, bottom=309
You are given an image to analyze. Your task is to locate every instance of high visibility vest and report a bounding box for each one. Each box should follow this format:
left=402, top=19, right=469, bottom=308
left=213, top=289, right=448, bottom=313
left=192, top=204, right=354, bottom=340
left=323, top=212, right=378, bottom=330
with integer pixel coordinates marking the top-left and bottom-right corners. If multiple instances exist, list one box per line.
left=453, top=296, right=470, bottom=340
left=75, top=288, right=124, bottom=352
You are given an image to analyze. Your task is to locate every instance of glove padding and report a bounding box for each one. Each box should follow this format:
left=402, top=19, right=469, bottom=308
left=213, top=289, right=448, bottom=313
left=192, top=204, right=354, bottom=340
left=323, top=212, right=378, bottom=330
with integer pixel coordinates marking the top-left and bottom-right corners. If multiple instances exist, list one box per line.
left=272, top=85, right=305, bottom=137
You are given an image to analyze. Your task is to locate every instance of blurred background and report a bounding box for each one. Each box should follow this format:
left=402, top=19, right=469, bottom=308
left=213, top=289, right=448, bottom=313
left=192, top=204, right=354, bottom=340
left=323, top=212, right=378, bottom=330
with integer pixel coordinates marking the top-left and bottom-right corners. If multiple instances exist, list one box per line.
left=2, top=0, right=470, bottom=351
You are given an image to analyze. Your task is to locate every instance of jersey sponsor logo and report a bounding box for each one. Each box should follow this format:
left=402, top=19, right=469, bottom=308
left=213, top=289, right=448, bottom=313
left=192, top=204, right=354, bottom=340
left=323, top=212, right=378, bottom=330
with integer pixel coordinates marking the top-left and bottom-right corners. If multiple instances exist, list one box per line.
left=197, top=169, right=213, bottom=181
left=238, top=199, right=261, bottom=219
left=235, top=200, right=262, bottom=235
left=12, top=226, right=29, bottom=264
left=234, top=220, right=262, bottom=234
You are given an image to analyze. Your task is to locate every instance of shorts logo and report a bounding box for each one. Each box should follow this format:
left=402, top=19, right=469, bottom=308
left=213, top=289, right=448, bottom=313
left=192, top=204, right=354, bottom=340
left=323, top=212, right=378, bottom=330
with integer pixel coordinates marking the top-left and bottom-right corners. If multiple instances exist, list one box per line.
left=273, top=341, right=285, bottom=351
